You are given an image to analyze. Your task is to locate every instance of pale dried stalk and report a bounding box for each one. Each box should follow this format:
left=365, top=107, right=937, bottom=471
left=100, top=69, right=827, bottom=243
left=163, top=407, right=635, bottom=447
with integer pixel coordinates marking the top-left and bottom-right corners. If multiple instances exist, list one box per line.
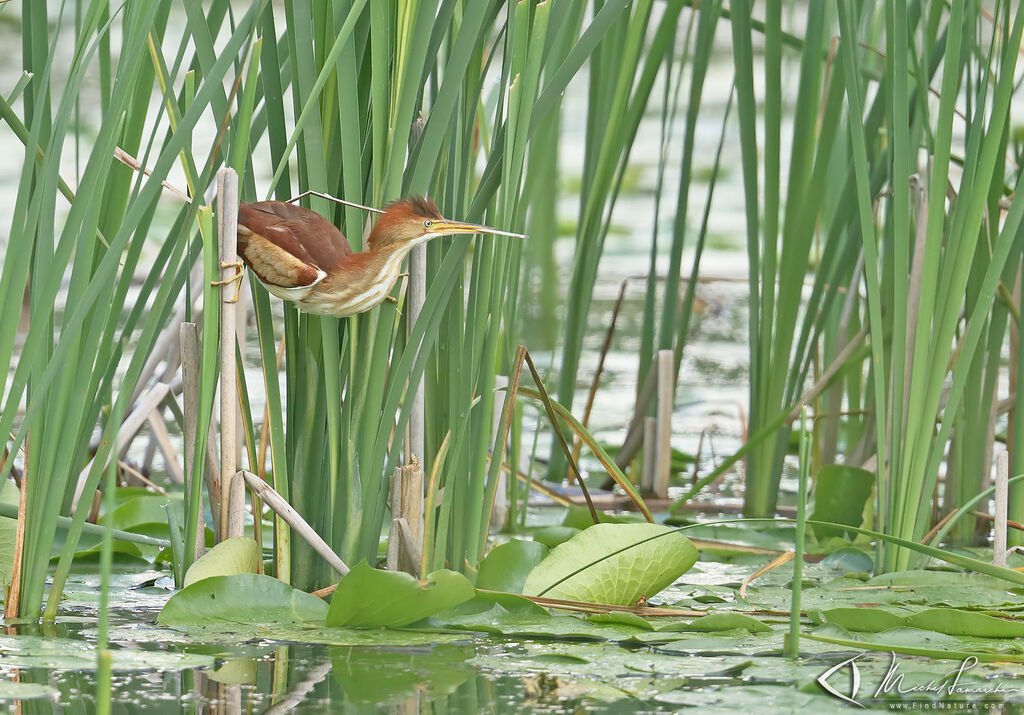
left=71, top=382, right=171, bottom=509
left=655, top=349, right=673, bottom=498
left=240, top=470, right=349, bottom=577
left=217, top=168, right=243, bottom=540
left=180, top=323, right=210, bottom=558
left=995, top=451, right=1009, bottom=568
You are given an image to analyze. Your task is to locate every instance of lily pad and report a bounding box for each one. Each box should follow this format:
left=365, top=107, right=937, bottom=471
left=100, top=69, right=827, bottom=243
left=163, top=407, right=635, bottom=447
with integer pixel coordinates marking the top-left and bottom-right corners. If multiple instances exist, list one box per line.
left=562, top=506, right=644, bottom=528
left=532, top=526, right=580, bottom=549
left=0, top=635, right=213, bottom=671
left=56, top=541, right=150, bottom=569
left=810, top=464, right=874, bottom=540
left=906, top=607, right=1024, bottom=638
left=0, top=680, right=58, bottom=700
left=587, top=611, right=655, bottom=630
left=661, top=613, right=772, bottom=634
left=476, top=539, right=549, bottom=593
left=158, top=573, right=328, bottom=626
left=820, top=547, right=874, bottom=574
left=100, top=494, right=176, bottom=533
left=182, top=537, right=260, bottom=587
left=523, top=523, right=697, bottom=605
left=809, top=606, right=908, bottom=632
left=326, top=562, right=474, bottom=628
left=434, top=603, right=647, bottom=640
left=456, top=589, right=550, bottom=616
left=806, top=623, right=1024, bottom=661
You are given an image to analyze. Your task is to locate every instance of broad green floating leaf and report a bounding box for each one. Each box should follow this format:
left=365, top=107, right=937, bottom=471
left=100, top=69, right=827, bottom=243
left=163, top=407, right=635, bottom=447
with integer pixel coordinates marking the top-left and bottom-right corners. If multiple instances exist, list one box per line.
left=0, top=680, right=58, bottom=700
left=809, top=464, right=874, bottom=540
left=435, top=603, right=646, bottom=640
left=183, top=537, right=260, bottom=587
left=661, top=613, right=772, bottom=634
left=532, top=525, right=580, bottom=549
left=587, top=611, right=655, bottom=630
left=56, top=541, right=149, bottom=569
left=476, top=539, right=549, bottom=593
left=458, top=590, right=550, bottom=616
left=907, top=607, right=1024, bottom=638
left=158, top=574, right=328, bottom=626
left=810, top=605, right=1024, bottom=639
left=820, top=547, right=874, bottom=574
left=809, top=607, right=907, bottom=633
left=806, top=624, right=1024, bottom=662
left=522, top=523, right=697, bottom=605
left=100, top=494, right=175, bottom=532
left=327, top=562, right=474, bottom=628
left=562, top=506, right=643, bottom=529
left=0, top=635, right=214, bottom=671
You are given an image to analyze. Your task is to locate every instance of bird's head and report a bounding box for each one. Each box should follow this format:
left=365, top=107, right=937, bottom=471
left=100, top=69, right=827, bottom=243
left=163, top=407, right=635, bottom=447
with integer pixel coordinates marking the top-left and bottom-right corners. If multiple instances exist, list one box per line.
left=366, top=196, right=527, bottom=252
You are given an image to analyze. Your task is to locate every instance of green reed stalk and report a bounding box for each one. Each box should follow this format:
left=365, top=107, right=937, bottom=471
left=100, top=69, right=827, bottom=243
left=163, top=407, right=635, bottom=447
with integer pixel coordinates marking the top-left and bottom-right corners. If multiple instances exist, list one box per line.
left=95, top=445, right=117, bottom=715
left=785, top=407, right=810, bottom=659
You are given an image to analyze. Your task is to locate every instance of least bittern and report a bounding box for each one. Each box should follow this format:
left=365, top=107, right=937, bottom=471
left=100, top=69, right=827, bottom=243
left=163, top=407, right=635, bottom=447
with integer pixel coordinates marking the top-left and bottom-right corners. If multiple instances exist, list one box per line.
left=231, top=196, right=526, bottom=315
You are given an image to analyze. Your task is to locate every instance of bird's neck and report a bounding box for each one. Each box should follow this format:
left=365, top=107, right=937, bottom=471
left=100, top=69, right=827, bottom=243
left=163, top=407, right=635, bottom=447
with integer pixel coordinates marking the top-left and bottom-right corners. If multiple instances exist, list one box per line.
left=364, top=243, right=412, bottom=276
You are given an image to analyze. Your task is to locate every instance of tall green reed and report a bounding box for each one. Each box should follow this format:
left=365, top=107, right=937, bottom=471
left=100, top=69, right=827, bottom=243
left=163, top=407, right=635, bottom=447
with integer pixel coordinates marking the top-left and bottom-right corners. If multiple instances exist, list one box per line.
left=837, top=0, right=1024, bottom=569
left=3, top=0, right=678, bottom=611
left=1, top=0, right=261, bottom=618
left=248, top=0, right=659, bottom=589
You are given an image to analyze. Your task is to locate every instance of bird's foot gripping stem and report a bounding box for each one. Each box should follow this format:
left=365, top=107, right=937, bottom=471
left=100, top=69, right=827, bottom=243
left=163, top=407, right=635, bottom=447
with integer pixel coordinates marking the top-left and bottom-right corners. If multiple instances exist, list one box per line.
left=212, top=261, right=245, bottom=303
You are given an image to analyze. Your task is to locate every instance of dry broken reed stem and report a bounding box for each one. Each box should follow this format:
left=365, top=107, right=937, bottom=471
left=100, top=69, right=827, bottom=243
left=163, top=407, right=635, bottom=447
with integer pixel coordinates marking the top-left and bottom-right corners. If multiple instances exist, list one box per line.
left=180, top=322, right=211, bottom=557
left=970, top=510, right=1024, bottom=531
left=217, top=168, right=242, bottom=540
left=71, top=382, right=171, bottom=510
left=994, top=451, right=1009, bottom=568
left=573, top=276, right=632, bottom=466
left=739, top=550, right=795, bottom=600
left=617, top=353, right=661, bottom=472
left=117, top=461, right=168, bottom=496
left=655, top=350, right=674, bottom=498
left=406, top=243, right=427, bottom=464
left=113, top=147, right=192, bottom=203
left=922, top=508, right=959, bottom=545
left=240, top=470, right=349, bottom=577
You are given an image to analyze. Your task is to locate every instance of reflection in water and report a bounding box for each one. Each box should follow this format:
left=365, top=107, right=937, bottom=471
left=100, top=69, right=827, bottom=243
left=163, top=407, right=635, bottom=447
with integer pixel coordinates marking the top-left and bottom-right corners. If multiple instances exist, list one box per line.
left=2, top=631, right=504, bottom=713
left=1, top=574, right=690, bottom=713
left=4, top=634, right=677, bottom=713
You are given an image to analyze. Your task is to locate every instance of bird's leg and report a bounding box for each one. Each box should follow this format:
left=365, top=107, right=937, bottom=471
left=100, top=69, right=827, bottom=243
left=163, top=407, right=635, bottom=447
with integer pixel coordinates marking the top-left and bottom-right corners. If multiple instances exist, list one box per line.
left=397, top=272, right=409, bottom=279
left=212, top=261, right=245, bottom=303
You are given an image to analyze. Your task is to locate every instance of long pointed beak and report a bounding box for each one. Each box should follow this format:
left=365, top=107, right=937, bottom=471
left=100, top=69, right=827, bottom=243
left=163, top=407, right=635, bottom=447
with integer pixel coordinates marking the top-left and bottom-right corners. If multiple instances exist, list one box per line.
left=433, top=219, right=528, bottom=239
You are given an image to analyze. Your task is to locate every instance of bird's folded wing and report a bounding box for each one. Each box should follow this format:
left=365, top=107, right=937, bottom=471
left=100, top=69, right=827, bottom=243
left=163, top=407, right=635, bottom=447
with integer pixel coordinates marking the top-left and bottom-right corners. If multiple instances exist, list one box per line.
left=239, top=201, right=353, bottom=269
left=237, top=224, right=323, bottom=289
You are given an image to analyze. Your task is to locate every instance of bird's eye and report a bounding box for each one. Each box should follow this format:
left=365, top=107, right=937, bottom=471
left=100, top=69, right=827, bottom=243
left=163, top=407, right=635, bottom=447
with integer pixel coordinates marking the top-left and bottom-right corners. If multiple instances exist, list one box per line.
left=424, top=219, right=433, bottom=229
